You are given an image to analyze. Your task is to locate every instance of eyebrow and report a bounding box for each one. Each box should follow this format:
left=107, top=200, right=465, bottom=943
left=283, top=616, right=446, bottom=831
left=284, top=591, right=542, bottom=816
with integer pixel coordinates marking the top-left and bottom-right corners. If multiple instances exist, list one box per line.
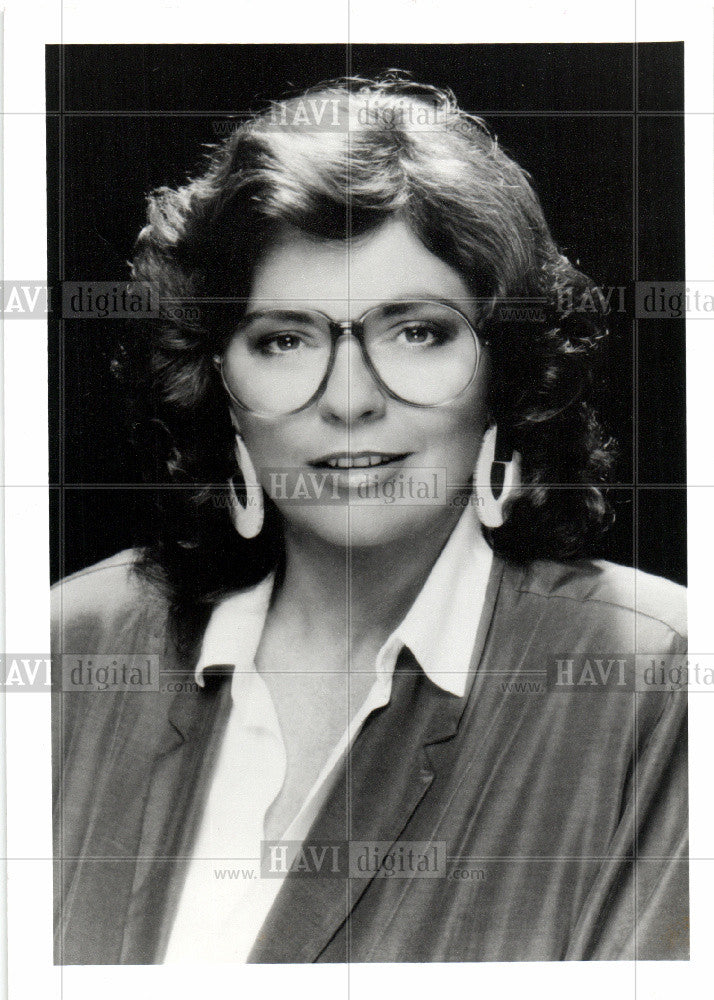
left=379, top=299, right=456, bottom=318
left=384, top=293, right=481, bottom=308
left=242, top=308, right=320, bottom=324
left=376, top=297, right=482, bottom=325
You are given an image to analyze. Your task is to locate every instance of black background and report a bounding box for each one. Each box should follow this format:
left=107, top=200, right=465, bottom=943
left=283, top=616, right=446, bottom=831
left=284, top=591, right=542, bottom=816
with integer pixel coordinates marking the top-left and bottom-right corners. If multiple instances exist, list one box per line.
left=46, top=43, right=686, bottom=584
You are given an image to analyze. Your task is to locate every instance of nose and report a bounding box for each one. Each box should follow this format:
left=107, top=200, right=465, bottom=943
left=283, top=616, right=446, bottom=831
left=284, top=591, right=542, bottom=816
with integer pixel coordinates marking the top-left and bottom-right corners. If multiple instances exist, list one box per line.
left=316, top=333, right=387, bottom=425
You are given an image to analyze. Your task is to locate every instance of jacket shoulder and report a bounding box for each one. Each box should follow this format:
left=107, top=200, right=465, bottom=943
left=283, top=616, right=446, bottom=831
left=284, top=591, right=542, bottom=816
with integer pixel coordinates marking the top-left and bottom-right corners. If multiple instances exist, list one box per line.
left=51, top=549, right=169, bottom=654
left=514, top=558, right=686, bottom=641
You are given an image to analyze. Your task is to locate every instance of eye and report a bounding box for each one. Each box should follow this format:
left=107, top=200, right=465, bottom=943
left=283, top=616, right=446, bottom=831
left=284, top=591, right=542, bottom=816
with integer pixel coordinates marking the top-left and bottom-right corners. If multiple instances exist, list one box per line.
left=256, top=331, right=306, bottom=355
left=396, top=322, right=450, bottom=346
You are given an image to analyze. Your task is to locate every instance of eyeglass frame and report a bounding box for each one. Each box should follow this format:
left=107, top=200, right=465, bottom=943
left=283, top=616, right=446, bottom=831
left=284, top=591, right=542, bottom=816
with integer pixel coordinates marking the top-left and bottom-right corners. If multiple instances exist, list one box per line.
left=214, top=298, right=488, bottom=417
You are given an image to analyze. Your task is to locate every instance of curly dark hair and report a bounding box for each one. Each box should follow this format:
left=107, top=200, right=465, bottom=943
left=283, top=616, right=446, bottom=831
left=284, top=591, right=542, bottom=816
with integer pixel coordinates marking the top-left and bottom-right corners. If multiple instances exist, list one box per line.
left=125, top=72, right=616, bottom=638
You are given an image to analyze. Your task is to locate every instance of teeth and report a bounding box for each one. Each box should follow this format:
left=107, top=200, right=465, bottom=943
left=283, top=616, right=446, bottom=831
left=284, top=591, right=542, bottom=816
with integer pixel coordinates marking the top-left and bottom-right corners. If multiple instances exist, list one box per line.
left=325, top=454, right=398, bottom=469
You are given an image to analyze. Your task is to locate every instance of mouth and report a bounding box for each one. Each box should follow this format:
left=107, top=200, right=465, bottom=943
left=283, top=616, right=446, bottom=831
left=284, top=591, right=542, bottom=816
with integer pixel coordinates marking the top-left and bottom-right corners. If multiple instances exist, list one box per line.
left=309, top=451, right=412, bottom=470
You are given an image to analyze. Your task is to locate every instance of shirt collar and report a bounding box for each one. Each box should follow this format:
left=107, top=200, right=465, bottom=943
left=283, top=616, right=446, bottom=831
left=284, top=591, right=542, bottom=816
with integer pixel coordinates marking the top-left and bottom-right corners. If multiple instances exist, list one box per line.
left=195, top=508, right=492, bottom=700
left=382, top=507, right=492, bottom=697
left=194, top=573, right=276, bottom=682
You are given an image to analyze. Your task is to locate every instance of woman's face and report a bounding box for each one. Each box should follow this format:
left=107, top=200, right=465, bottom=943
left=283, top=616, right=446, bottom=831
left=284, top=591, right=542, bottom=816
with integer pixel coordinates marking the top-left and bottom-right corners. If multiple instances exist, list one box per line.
left=231, top=216, right=489, bottom=549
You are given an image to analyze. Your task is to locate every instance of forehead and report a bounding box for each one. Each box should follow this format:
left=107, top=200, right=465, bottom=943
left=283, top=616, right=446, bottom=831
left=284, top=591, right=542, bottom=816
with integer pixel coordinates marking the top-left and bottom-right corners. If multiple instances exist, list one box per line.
left=248, top=217, right=473, bottom=314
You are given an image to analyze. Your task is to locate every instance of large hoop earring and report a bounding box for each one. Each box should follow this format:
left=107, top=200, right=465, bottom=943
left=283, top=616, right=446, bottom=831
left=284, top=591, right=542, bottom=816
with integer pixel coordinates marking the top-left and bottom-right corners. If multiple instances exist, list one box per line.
left=227, top=432, right=264, bottom=539
left=473, top=424, right=522, bottom=529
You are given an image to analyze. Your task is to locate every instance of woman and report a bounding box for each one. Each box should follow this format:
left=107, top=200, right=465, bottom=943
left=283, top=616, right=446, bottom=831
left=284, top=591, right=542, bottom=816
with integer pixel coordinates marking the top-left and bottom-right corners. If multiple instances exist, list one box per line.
left=52, top=74, right=687, bottom=964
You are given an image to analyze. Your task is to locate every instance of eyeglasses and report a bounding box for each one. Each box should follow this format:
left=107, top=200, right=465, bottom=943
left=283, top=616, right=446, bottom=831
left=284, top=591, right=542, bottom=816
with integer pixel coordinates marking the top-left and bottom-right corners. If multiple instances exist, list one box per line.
left=216, top=299, right=483, bottom=417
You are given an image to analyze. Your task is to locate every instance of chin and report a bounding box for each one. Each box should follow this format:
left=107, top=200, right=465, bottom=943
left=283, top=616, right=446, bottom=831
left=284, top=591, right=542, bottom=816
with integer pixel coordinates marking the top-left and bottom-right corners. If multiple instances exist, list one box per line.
left=279, top=503, right=451, bottom=550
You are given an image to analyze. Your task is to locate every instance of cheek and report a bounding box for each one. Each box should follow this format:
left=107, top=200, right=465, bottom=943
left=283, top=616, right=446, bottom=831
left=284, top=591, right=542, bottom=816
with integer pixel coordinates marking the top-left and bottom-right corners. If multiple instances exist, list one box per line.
left=236, top=421, right=300, bottom=465
left=422, top=396, right=486, bottom=466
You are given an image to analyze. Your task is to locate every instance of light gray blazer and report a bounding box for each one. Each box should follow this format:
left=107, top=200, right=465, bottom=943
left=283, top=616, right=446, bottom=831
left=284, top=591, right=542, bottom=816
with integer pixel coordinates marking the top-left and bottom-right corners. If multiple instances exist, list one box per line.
left=52, top=550, right=688, bottom=963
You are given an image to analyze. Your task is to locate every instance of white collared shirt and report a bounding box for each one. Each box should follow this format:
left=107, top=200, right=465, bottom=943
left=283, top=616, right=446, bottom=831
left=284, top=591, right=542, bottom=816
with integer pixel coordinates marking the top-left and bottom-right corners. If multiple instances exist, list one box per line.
left=163, top=507, right=493, bottom=963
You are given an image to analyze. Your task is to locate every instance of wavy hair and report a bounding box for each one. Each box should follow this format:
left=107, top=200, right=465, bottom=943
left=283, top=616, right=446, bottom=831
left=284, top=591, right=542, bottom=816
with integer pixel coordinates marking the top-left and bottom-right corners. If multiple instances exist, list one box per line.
left=124, top=72, right=616, bottom=637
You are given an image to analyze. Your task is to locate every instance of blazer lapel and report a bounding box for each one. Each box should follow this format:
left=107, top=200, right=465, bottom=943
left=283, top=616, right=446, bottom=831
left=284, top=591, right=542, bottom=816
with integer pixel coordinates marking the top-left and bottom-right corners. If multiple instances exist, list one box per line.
left=249, top=555, right=506, bottom=964
left=246, top=656, right=465, bottom=963
left=118, top=666, right=234, bottom=963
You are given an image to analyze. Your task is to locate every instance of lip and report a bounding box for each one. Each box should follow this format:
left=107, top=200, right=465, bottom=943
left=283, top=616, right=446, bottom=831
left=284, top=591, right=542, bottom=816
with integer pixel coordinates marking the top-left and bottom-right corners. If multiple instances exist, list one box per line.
left=308, top=451, right=413, bottom=470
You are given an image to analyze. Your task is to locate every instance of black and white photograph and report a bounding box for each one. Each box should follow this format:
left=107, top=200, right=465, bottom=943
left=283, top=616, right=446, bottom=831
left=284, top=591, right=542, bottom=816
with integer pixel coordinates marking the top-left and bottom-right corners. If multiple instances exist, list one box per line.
left=2, top=3, right=713, bottom=998
left=48, top=41, right=688, bottom=964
